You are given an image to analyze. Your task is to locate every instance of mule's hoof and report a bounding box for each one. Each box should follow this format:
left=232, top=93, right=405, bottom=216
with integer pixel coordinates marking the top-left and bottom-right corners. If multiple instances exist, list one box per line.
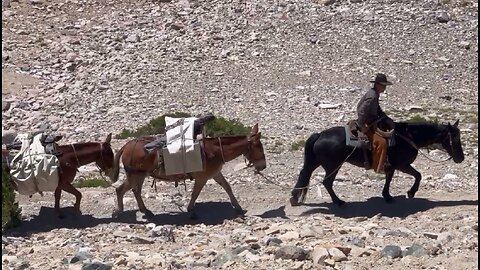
left=143, top=210, right=154, bottom=218
left=289, top=197, right=301, bottom=207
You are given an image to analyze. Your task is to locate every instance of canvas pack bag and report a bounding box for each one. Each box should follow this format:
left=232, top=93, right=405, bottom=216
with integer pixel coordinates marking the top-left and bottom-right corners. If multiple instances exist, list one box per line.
left=162, top=117, right=204, bottom=175
left=9, top=134, right=60, bottom=196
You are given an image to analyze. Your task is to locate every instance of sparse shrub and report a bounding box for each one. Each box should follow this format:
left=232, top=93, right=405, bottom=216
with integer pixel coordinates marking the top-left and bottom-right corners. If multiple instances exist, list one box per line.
left=2, top=168, right=20, bottom=231
left=115, top=112, right=250, bottom=139
left=290, top=140, right=306, bottom=151
left=73, top=176, right=111, bottom=188
left=204, top=116, right=250, bottom=137
left=405, top=114, right=439, bottom=123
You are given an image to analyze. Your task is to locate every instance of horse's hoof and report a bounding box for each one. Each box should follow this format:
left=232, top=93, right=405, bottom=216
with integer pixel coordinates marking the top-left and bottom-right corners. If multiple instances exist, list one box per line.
left=112, top=210, right=121, bottom=218
left=235, top=208, right=247, bottom=216
left=144, top=210, right=154, bottom=218
left=384, top=195, right=395, bottom=203
left=289, top=197, right=301, bottom=207
left=189, top=212, right=198, bottom=220
left=333, top=199, right=346, bottom=206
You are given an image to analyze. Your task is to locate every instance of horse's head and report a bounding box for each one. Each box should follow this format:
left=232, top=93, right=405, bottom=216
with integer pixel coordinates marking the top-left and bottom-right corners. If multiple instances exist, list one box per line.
left=244, top=124, right=267, bottom=172
left=95, top=133, right=115, bottom=179
left=440, top=120, right=465, bottom=163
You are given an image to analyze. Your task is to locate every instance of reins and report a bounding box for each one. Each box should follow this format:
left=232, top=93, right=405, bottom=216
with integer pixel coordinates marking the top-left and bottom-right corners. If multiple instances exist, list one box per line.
left=396, top=133, right=452, bottom=163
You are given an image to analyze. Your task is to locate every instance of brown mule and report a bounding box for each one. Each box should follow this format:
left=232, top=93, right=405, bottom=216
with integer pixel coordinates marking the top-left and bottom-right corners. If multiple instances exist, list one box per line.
left=110, top=124, right=267, bottom=219
left=53, top=134, right=115, bottom=218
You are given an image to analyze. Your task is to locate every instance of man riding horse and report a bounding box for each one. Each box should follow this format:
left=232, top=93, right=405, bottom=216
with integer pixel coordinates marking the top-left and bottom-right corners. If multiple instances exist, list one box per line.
left=357, top=73, right=395, bottom=173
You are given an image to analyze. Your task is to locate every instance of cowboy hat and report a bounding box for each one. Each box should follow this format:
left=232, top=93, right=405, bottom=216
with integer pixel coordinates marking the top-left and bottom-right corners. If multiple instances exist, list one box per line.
left=370, top=73, right=393, bottom=86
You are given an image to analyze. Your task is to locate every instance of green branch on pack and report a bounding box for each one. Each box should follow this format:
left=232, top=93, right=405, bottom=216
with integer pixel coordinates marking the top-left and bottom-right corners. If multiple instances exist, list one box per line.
left=115, top=112, right=249, bottom=139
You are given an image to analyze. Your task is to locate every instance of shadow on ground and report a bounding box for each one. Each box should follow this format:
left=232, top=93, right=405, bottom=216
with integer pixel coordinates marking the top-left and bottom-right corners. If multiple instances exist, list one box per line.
left=5, top=202, right=241, bottom=237
left=298, top=196, right=478, bottom=218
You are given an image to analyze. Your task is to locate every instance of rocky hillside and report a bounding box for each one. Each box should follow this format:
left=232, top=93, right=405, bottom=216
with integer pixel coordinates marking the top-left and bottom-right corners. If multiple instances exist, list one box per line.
left=2, top=0, right=478, bottom=269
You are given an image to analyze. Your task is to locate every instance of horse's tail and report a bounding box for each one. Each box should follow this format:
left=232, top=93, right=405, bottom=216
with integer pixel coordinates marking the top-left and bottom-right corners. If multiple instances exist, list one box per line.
left=111, top=143, right=127, bottom=183
left=290, top=133, right=321, bottom=206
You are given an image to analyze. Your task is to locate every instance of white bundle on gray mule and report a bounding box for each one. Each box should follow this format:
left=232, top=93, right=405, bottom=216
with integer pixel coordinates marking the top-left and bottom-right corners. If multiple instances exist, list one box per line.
left=9, top=133, right=60, bottom=196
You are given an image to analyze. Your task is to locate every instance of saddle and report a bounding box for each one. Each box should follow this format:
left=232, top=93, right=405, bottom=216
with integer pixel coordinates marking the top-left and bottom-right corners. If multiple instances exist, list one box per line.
left=5, top=133, right=64, bottom=156
left=40, top=134, right=63, bottom=156
left=346, top=119, right=396, bottom=170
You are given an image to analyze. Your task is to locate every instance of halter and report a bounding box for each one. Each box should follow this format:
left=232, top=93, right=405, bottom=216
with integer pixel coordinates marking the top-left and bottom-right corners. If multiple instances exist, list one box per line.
left=243, top=135, right=264, bottom=169
left=70, top=143, right=108, bottom=176
left=71, top=144, right=81, bottom=166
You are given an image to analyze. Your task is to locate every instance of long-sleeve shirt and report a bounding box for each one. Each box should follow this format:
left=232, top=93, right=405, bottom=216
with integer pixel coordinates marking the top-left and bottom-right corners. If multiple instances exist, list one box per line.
left=356, top=88, right=387, bottom=128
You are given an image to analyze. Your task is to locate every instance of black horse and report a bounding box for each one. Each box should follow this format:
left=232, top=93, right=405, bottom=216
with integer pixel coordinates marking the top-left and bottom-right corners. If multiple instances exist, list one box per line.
left=290, top=120, right=465, bottom=206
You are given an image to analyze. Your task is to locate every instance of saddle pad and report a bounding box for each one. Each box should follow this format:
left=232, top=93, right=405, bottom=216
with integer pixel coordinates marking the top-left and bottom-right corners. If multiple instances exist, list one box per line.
left=344, top=126, right=395, bottom=148
left=344, top=126, right=370, bottom=148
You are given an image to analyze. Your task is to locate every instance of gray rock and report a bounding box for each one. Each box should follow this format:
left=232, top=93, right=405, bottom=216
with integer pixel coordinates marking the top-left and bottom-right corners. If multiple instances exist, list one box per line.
left=274, top=246, right=309, bottom=261
left=436, top=10, right=450, bottom=23
left=346, top=236, right=366, bottom=248
left=2, top=100, right=11, bottom=112
left=211, top=248, right=238, bottom=267
left=125, top=34, right=140, bottom=43
left=381, top=245, right=402, bottom=259
left=328, top=247, right=348, bottom=262
left=81, top=259, right=112, bottom=270
left=70, top=247, right=93, bottom=263
left=311, top=246, right=329, bottom=265
left=264, top=236, right=282, bottom=246
left=402, top=244, right=427, bottom=257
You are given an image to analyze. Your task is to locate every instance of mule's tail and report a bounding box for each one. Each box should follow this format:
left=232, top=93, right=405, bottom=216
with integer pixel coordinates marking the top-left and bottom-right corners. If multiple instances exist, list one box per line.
left=290, top=133, right=321, bottom=206
left=111, top=144, right=127, bottom=183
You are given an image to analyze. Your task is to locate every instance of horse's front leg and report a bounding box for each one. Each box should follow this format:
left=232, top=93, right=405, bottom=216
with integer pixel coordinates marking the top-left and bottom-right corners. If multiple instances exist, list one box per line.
left=212, top=173, right=245, bottom=215
left=187, top=178, right=208, bottom=220
left=382, top=169, right=396, bottom=202
left=54, top=186, right=64, bottom=218
left=396, top=164, right=422, bottom=198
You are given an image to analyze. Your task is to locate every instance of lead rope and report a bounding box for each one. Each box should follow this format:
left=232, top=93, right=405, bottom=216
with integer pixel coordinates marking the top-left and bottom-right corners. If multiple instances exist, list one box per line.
left=254, top=144, right=359, bottom=194
left=218, top=137, right=226, bottom=163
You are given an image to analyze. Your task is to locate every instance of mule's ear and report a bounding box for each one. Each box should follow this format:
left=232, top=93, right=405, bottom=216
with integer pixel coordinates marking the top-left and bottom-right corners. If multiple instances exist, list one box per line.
left=251, top=123, right=259, bottom=135
left=105, top=133, right=112, bottom=144
left=453, top=119, right=459, bottom=128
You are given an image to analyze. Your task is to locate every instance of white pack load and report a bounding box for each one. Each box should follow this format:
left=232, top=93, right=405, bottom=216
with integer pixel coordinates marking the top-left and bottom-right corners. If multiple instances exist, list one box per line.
left=162, top=117, right=203, bottom=175
left=9, top=133, right=60, bottom=196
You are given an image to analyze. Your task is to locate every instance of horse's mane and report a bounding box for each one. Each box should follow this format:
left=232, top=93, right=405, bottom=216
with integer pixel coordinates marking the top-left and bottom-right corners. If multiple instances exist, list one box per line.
left=394, top=121, right=450, bottom=136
